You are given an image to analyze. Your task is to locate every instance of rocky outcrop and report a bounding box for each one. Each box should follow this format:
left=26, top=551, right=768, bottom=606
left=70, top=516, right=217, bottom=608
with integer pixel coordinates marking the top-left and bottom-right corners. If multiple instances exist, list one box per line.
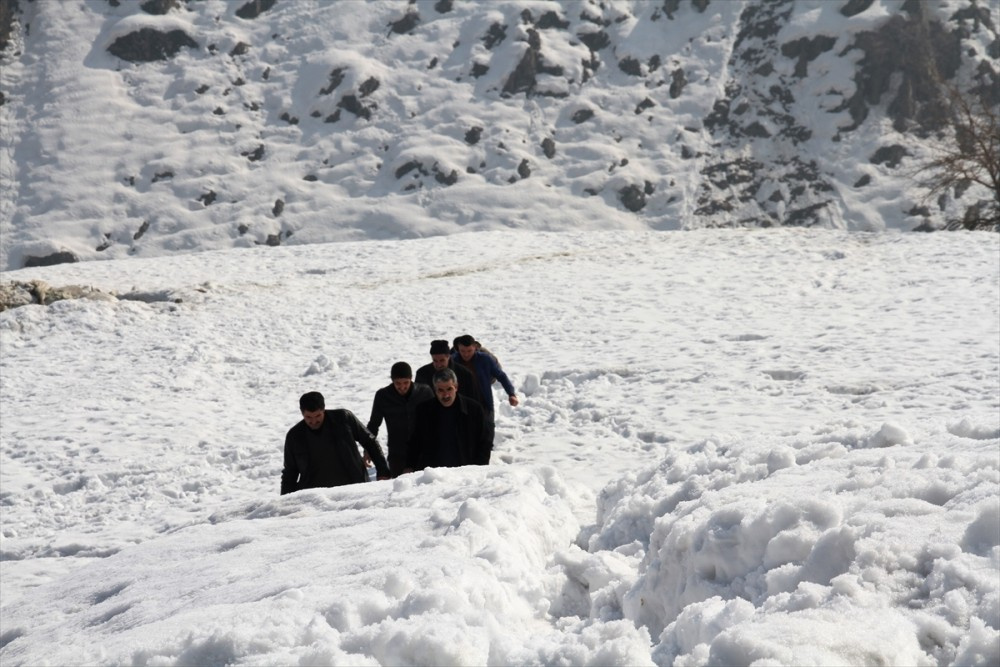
left=0, top=280, right=118, bottom=312
left=107, top=27, right=198, bottom=62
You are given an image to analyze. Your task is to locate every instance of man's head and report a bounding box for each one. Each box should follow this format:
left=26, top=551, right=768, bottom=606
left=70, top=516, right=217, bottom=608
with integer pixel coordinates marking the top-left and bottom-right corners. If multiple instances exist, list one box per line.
left=390, top=361, right=413, bottom=396
left=432, top=368, right=459, bottom=407
left=299, top=391, right=325, bottom=430
left=454, top=334, right=477, bottom=362
left=429, top=339, right=451, bottom=370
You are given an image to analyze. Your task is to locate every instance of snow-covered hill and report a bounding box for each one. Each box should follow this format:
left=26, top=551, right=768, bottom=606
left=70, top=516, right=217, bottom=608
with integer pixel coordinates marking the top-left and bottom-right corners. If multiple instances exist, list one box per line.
left=1, top=0, right=998, bottom=269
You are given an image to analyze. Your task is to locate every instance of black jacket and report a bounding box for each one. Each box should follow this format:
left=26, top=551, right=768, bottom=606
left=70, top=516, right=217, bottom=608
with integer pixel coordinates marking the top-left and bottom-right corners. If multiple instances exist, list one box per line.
left=281, top=409, right=389, bottom=495
left=366, top=382, right=434, bottom=477
left=406, top=395, right=490, bottom=471
left=414, top=360, right=479, bottom=403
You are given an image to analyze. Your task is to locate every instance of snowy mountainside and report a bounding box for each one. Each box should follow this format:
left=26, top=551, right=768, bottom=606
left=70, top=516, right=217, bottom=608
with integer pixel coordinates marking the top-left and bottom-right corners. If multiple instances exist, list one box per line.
left=0, top=0, right=997, bottom=269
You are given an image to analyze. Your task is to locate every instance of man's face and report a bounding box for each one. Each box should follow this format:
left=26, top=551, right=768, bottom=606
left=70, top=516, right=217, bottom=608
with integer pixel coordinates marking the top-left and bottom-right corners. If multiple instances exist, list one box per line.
left=457, top=344, right=476, bottom=362
left=431, top=354, right=450, bottom=370
left=302, top=408, right=325, bottom=430
left=435, top=380, right=458, bottom=407
left=392, top=378, right=412, bottom=395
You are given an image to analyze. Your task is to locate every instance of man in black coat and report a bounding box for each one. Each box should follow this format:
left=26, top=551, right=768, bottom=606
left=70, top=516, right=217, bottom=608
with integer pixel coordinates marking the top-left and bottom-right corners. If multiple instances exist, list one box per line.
left=366, top=361, right=433, bottom=477
left=405, top=368, right=490, bottom=472
left=281, top=391, right=390, bottom=495
left=415, top=339, right=479, bottom=404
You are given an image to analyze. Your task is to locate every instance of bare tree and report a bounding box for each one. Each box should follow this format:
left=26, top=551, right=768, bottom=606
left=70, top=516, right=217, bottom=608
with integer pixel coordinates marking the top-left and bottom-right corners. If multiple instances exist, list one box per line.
left=915, top=83, right=1000, bottom=230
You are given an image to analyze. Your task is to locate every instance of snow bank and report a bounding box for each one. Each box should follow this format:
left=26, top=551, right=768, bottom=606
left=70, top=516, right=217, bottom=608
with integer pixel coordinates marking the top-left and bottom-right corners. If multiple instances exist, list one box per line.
left=580, top=427, right=1000, bottom=666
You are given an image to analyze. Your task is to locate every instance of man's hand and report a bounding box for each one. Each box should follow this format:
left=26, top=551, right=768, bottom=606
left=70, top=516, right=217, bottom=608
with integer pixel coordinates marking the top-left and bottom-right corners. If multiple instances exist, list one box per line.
left=508, top=394, right=519, bottom=407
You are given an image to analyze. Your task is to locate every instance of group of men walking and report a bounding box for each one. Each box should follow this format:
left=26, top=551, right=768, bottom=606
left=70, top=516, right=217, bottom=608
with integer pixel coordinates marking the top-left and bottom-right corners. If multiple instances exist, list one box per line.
left=280, top=335, right=519, bottom=495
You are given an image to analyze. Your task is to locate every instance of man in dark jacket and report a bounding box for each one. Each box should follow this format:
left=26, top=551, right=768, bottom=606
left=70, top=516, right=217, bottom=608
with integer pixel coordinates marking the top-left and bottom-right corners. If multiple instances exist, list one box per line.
left=453, top=334, right=519, bottom=453
left=366, top=361, right=433, bottom=477
left=281, top=391, right=390, bottom=495
left=415, top=339, right=479, bottom=403
left=405, top=368, right=490, bottom=471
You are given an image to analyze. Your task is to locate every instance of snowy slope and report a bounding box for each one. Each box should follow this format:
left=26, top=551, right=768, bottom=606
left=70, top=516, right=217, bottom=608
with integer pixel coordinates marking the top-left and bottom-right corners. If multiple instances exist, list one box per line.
left=1, top=0, right=998, bottom=269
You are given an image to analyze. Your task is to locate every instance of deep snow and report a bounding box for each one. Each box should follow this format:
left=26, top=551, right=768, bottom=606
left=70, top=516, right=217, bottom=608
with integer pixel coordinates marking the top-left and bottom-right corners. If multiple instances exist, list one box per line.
left=1, top=229, right=998, bottom=665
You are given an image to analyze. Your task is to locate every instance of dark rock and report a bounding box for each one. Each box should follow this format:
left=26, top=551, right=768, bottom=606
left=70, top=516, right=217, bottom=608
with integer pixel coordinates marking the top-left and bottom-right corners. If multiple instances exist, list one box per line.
left=243, top=145, right=265, bottom=162
left=108, top=28, right=197, bottom=62
left=338, top=94, right=374, bottom=120
left=502, top=29, right=543, bottom=97
left=0, top=0, right=19, bottom=52
left=838, top=14, right=959, bottom=135
left=681, top=145, right=694, bottom=159
left=359, top=77, right=380, bottom=97
left=950, top=5, right=994, bottom=31
left=907, top=205, right=930, bottom=217
left=235, top=0, right=276, bottom=20
left=133, top=220, right=150, bottom=240
left=434, top=167, right=458, bottom=185
left=195, top=84, right=209, bottom=94
left=619, top=184, right=646, bottom=212
left=663, top=0, right=681, bottom=19
left=483, top=22, right=507, bottom=49
left=692, top=0, right=710, bottom=13
left=784, top=201, right=830, bottom=226
left=869, top=145, right=908, bottom=168
left=571, top=108, right=594, bottom=123
left=669, top=68, right=687, bottom=98
left=428, top=57, right=438, bottom=69
left=644, top=180, right=655, bottom=195
left=536, top=11, right=569, bottom=30
left=517, top=159, right=531, bottom=179
left=471, top=62, right=489, bottom=78
left=618, top=57, right=642, bottom=76
left=434, top=0, right=453, bottom=13
left=541, top=137, right=556, bottom=158
left=280, top=112, right=299, bottom=124
left=198, top=190, right=217, bottom=206
left=325, top=110, right=341, bottom=123
left=23, top=251, right=79, bottom=268
left=229, top=41, right=250, bottom=57
left=273, top=199, right=284, bottom=216
left=140, top=0, right=179, bottom=15
left=262, top=67, right=270, bottom=80
left=781, top=35, right=836, bottom=77
left=742, top=121, right=771, bottom=138
left=237, top=223, right=250, bottom=235
left=840, top=0, right=874, bottom=18
left=303, top=174, right=318, bottom=182
left=853, top=174, right=871, bottom=187
left=465, top=127, right=483, bottom=145
left=578, top=30, right=610, bottom=51
left=320, top=68, right=345, bottom=95
left=213, top=107, right=225, bottom=115
left=152, top=170, right=174, bottom=183
left=388, top=12, right=419, bottom=35
left=635, top=97, right=655, bottom=114
left=395, top=160, right=423, bottom=179
left=265, top=234, right=281, bottom=247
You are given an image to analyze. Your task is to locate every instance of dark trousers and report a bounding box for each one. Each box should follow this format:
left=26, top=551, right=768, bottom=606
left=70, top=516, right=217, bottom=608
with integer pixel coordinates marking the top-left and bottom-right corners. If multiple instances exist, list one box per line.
left=484, top=411, right=495, bottom=463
